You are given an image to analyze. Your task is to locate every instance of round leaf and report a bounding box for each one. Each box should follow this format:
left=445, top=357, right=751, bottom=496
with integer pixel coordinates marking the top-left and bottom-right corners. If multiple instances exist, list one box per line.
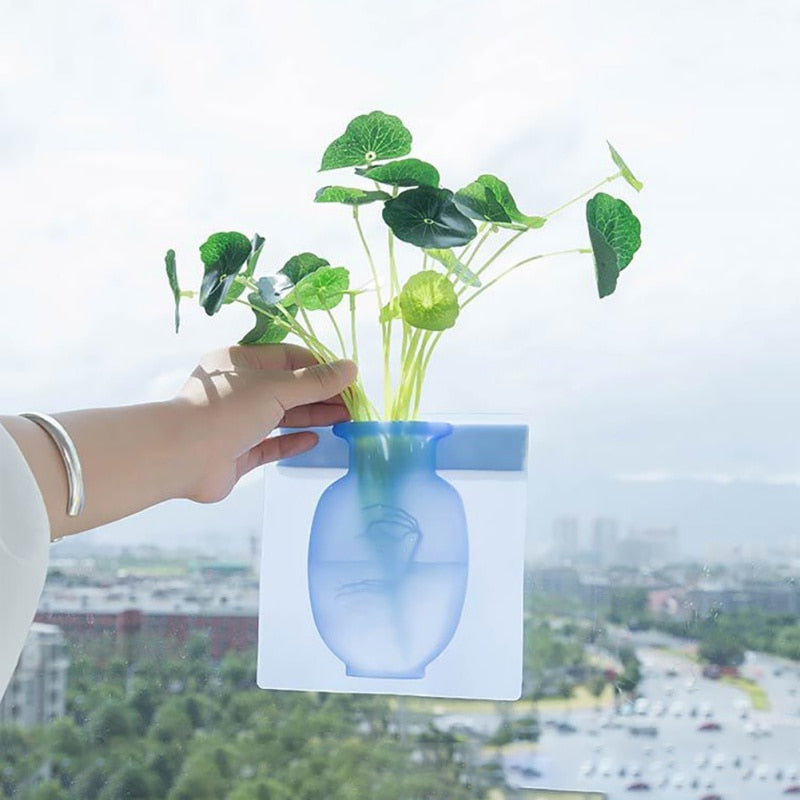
left=239, top=292, right=294, bottom=345
left=398, top=271, right=459, bottom=331
left=356, top=158, right=440, bottom=188
left=319, top=111, right=412, bottom=171
left=315, top=186, right=391, bottom=205
left=279, top=252, right=329, bottom=285
left=294, top=266, right=350, bottom=310
left=198, top=231, right=252, bottom=316
left=382, top=186, right=477, bottom=249
left=455, top=175, right=546, bottom=229
left=586, top=192, right=642, bottom=298
left=607, top=141, right=644, bottom=192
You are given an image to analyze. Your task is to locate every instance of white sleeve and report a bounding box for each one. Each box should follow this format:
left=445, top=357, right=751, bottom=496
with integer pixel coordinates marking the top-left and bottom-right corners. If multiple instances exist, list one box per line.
left=0, top=421, right=50, bottom=699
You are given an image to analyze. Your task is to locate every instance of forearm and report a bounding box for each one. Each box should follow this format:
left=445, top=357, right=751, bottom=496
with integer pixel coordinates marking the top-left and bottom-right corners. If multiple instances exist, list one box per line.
left=0, top=401, right=203, bottom=542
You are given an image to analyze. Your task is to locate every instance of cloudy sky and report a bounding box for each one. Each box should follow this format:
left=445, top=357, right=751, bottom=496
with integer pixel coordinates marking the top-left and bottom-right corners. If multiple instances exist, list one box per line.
left=2, top=1, right=799, bottom=553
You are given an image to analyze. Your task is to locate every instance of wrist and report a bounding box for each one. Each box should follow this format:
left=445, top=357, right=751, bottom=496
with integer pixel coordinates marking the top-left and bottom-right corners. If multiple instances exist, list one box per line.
left=162, top=398, right=216, bottom=501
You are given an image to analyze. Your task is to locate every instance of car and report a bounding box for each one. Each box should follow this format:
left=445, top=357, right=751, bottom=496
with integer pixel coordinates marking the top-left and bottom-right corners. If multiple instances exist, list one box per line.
left=626, top=782, right=651, bottom=792
left=700, top=794, right=723, bottom=800
left=784, top=787, right=800, bottom=795
left=556, top=721, right=577, bottom=733
left=698, top=721, right=722, bottom=732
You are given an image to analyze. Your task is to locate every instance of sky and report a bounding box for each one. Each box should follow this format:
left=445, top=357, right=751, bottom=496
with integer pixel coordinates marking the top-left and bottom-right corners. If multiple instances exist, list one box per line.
left=1, top=0, right=799, bottom=556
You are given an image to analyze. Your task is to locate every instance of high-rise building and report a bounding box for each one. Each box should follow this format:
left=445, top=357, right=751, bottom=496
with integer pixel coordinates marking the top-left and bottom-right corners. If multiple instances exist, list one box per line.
left=552, top=516, right=580, bottom=562
left=591, top=517, right=619, bottom=566
left=0, top=623, right=70, bottom=726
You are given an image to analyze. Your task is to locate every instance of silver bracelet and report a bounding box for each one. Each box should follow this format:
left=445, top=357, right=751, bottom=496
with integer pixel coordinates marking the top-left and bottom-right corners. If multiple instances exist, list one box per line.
left=20, top=412, right=85, bottom=517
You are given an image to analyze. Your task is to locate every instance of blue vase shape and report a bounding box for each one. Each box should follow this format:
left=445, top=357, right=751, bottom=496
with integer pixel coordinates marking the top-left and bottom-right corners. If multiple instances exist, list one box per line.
left=308, top=421, right=469, bottom=678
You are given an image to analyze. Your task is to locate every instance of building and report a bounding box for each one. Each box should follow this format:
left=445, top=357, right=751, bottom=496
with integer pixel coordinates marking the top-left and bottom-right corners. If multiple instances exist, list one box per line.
left=615, top=526, right=679, bottom=568
left=34, top=577, right=259, bottom=659
left=591, top=517, right=619, bottom=566
left=0, top=624, right=70, bottom=726
left=552, top=516, right=580, bottom=563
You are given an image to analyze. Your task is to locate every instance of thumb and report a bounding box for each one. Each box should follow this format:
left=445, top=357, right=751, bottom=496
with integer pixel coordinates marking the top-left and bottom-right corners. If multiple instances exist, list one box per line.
left=275, top=359, right=358, bottom=409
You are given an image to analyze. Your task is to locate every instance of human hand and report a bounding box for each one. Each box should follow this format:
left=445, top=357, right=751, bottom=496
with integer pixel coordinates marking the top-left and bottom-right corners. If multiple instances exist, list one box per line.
left=174, top=344, right=357, bottom=503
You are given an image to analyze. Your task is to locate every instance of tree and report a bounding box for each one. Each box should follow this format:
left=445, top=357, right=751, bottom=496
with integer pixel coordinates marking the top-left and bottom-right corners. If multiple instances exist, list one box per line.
left=226, top=778, right=289, bottom=800
left=698, top=626, right=746, bottom=666
left=26, top=780, right=70, bottom=800
left=775, top=625, right=800, bottom=660
left=128, top=678, right=161, bottom=731
left=87, top=699, right=136, bottom=744
left=148, top=697, right=193, bottom=744
left=99, top=763, right=157, bottom=800
left=47, top=717, right=86, bottom=760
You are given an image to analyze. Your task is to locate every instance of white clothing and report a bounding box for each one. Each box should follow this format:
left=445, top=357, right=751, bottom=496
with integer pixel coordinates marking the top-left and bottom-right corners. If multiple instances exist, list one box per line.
left=0, top=422, right=50, bottom=698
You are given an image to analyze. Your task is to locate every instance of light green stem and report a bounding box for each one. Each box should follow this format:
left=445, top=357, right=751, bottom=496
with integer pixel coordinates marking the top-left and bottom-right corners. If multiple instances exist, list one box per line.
left=324, top=306, right=348, bottom=359
left=463, top=224, right=494, bottom=270
left=458, top=229, right=527, bottom=299
left=353, top=207, right=383, bottom=310
left=460, top=248, right=592, bottom=310
left=457, top=222, right=488, bottom=262
left=545, top=171, right=621, bottom=217
left=349, top=293, right=359, bottom=363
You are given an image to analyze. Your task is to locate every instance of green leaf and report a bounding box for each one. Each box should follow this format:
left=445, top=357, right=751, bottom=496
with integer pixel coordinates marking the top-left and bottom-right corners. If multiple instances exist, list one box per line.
left=294, top=266, right=350, bottom=310
left=454, top=175, right=546, bottom=229
left=382, top=186, right=477, bottom=249
left=278, top=252, right=329, bottom=285
left=224, top=233, right=265, bottom=305
left=379, top=297, right=401, bottom=323
left=164, top=249, right=180, bottom=333
left=239, top=292, right=294, bottom=345
left=424, top=248, right=481, bottom=287
left=314, top=186, right=392, bottom=206
left=198, top=232, right=252, bottom=316
left=398, top=270, right=459, bottom=331
left=586, top=192, right=642, bottom=298
left=356, top=158, right=440, bottom=188
left=320, top=111, right=412, bottom=171
left=607, top=141, right=643, bottom=192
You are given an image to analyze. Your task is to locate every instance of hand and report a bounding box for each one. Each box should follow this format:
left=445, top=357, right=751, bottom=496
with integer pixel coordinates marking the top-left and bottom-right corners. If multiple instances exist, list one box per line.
left=174, top=344, right=357, bottom=503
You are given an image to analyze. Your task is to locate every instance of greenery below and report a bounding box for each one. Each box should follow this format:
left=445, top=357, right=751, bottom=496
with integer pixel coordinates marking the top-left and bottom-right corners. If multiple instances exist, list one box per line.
left=0, top=637, right=490, bottom=800
left=653, top=608, right=800, bottom=667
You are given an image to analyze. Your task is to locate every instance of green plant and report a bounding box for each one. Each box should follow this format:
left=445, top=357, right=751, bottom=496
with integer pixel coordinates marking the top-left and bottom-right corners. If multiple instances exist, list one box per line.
left=165, top=111, right=643, bottom=421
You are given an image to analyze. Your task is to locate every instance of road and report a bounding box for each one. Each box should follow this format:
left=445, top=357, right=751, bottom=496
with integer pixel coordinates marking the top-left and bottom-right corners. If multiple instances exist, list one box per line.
left=509, top=638, right=800, bottom=799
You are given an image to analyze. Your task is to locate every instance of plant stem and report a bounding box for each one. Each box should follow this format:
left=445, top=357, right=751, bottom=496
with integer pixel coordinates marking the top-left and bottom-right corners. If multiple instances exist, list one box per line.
left=349, top=293, right=359, bottom=363
left=544, top=171, right=621, bottom=217
left=457, top=222, right=488, bottom=262
left=463, top=224, right=494, bottom=270
left=353, top=207, right=383, bottom=310
left=352, top=206, right=392, bottom=419
left=411, top=330, right=433, bottom=418
left=325, top=306, right=348, bottom=359
left=458, top=228, right=527, bottom=298
left=460, top=248, right=592, bottom=310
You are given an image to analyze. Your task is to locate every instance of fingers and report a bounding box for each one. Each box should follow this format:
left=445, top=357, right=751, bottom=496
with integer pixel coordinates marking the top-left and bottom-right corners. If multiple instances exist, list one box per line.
left=240, top=430, right=319, bottom=476
left=281, top=401, right=351, bottom=429
left=273, top=359, right=358, bottom=410
left=229, top=343, right=322, bottom=372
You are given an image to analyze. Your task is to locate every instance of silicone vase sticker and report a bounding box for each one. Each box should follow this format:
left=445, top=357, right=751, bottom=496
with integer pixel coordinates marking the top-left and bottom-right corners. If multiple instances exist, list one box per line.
left=307, top=422, right=468, bottom=679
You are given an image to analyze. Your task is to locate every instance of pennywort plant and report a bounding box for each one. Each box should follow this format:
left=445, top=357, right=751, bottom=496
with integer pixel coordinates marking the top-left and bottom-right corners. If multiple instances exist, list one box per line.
left=165, top=111, right=643, bottom=421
